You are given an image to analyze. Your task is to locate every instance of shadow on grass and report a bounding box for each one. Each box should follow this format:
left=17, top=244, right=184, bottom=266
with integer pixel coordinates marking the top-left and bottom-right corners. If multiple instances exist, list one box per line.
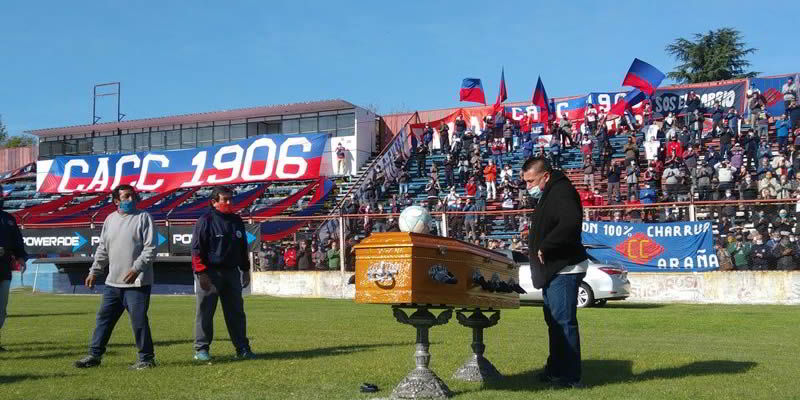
left=169, top=342, right=412, bottom=366
left=483, top=359, right=757, bottom=391
left=10, top=312, right=93, bottom=318
left=0, top=372, right=77, bottom=384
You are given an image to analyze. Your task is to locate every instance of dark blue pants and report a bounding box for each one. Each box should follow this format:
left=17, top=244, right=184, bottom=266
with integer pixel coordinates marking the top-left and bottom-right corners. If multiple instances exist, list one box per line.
left=194, top=268, right=250, bottom=353
left=89, top=285, right=154, bottom=362
left=541, top=272, right=585, bottom=383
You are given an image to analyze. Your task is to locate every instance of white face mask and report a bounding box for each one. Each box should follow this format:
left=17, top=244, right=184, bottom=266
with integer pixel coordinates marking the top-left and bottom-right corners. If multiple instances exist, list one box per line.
left=528, top=185, right=542, bottom=199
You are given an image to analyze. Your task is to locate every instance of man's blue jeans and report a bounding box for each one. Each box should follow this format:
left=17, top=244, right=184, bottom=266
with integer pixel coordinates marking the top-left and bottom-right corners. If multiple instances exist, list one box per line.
left=541, top=272, right=585, bottom=383
left=89, top=285, right=154, bottom=362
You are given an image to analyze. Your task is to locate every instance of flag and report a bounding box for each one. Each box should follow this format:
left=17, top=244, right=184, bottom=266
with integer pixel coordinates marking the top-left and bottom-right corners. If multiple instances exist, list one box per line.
left=532, top=76, right=551, bottom=123
left=495, top=68, right=507, bottom=105
left=608, top=89, right=646, bottom=118
left=491, top=69, right=508, bottom=114
left=622, top=58, right=665, bottom=96
left=459, top=78, right=486, bottom=105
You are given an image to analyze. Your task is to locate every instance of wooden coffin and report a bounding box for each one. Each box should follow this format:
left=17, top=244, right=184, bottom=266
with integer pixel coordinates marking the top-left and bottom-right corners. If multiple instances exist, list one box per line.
left=353, top=232, right=520, bottom=309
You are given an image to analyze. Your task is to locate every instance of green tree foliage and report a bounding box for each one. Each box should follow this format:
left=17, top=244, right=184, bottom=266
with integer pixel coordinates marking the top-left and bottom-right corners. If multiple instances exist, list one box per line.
left=665, top=28, right=758, bottom=84
left=0, top=114, right=37, bottom=148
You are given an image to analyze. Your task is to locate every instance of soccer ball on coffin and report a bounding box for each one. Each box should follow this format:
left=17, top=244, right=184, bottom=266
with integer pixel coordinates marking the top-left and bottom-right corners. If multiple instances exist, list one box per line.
left=398, top=206, right=433, bottom=234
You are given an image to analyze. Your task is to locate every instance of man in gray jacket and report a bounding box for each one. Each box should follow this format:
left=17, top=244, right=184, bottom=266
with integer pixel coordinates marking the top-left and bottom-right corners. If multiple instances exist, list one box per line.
left=74, top=184, right=157, bottom=370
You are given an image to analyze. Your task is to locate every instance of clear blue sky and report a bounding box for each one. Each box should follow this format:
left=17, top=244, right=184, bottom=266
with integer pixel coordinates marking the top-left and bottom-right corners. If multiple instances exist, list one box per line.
left=2, top=0, right=798, bottom=136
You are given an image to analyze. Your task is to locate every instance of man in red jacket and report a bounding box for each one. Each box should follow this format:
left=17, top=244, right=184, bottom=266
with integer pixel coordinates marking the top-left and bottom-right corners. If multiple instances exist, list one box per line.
left=284, top=245, right=297, bottom=269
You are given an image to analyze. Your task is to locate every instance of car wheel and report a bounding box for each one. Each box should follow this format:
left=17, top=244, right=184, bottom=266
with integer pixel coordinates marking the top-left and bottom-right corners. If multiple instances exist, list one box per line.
left=594, top=299, right=607, bottom=307
left=577, top=283, right=594, bottom=308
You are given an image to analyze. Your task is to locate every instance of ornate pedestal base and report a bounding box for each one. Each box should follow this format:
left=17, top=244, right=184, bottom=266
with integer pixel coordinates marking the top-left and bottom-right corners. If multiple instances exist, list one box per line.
left=391, top=306, right=453, bottom=399
left=452, top=309, right=501, bottom=382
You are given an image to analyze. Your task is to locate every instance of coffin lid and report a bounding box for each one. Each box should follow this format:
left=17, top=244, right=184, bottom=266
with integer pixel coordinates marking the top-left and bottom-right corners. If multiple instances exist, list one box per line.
left=352, top=232, right=514, bottom=265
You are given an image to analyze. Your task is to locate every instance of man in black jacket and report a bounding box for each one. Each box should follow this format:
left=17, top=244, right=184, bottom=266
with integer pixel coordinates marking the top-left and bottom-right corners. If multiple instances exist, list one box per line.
left=522, top=157, right=588, bottom=388
left=0, top=196, right=28, bottom=351
left=190, top=186, right=254, bottom=361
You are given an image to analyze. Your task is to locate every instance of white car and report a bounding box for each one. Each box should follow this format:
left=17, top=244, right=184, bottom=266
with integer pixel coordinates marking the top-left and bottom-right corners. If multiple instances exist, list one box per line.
left=502, top=250, right=631, bottom=308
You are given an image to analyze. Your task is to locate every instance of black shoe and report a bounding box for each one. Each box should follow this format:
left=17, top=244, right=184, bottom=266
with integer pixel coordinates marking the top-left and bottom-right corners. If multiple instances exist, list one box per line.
left=129, top=359, right=156, bottom=370
left=236, top=349, right=256, bottom=360
left=74, top=355, right=102, bottom=368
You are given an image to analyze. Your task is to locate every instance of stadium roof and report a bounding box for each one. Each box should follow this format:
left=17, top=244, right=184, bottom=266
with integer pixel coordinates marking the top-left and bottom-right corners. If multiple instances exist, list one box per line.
left=26, top=99, right=357, bottom=138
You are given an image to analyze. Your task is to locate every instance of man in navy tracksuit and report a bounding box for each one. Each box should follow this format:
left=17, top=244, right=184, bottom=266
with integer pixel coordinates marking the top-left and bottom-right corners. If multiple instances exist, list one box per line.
left=191, top=186, right=253, bottom=361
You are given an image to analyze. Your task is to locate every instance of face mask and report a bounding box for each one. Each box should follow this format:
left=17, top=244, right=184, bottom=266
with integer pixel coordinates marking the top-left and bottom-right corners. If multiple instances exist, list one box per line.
left=528, top=185, right=542, bottom=199
left=780, top=212, right=788, bottom=218
left=118, top=200, right=136, bottom=214
left=215, top=203, right=233, bottom=214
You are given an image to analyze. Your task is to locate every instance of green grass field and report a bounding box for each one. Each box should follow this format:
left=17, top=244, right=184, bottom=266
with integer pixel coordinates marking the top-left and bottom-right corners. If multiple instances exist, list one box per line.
left=0, top=290, right=798, bottom=400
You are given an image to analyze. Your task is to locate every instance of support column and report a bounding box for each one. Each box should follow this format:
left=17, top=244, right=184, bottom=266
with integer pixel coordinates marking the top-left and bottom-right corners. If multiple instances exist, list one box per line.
left=391, top=306, right=453, bottom=399
left=452, top=309, right=502, bottom=382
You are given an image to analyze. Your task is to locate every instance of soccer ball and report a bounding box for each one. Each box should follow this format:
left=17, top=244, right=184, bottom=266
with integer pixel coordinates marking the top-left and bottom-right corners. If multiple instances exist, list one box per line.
left=398, top=206, right=432, bottom=234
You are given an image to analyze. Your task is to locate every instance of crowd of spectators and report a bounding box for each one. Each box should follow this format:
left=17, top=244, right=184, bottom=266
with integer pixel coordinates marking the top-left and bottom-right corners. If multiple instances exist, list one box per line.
left=257, top=81, right=800, bottom=271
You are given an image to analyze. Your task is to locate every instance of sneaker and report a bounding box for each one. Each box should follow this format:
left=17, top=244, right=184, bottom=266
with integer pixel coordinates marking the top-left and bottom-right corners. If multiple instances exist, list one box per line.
left=236, top=349, right=256, bottom=360
left=129, top=360, right=156, bottom=370
left=74, top=355, right=102, bottom=368
left=193, top=350, right=211, bottom=361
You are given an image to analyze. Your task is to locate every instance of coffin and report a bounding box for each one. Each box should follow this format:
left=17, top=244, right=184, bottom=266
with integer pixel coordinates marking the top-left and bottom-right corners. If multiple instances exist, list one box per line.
left=353, top=232, right=520, bottom=309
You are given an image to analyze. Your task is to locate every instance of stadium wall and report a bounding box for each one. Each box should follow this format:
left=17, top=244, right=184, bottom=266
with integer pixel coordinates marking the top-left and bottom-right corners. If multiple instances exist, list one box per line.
left=0, top=146, right=37, bottom=172
left=250, top=271, right=800, bottom=305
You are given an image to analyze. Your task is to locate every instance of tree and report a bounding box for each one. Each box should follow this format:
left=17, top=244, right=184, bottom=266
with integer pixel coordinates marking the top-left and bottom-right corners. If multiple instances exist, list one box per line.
left=0, top=114, right=37, bottom=148
left=3, top=135, right=36, bottom=148
left=665, top=28, right=758, bottom=84
left=0, top=114, right=7, bottom=144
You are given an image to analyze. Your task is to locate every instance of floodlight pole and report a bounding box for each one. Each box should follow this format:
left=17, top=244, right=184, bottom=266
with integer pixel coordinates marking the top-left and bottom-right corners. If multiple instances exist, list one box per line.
left=92, top=82, right=124, bottom=125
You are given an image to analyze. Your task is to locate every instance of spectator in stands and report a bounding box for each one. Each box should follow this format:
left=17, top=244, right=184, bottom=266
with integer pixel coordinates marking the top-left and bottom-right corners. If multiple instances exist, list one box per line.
left=625, top=160, right=639, bottom=201
left=490, top=138, right=504, bottom=167
left=711, top=102, right=724, bottom=132
left=726, top=108, right=740, bottom=134
left=747, top=89, right=765, bottom=129
left=457, top=155, right=470, bottom=185
left=475, top=183, right=486, bottom=212
left=685, top=91, right=702, bottom=126
left=665, top=135, right=683, bottom=159
left=503, top=120, right=514, bottom=154
left=777, top=175, right=795, bottom=199
left=415, top=143, right=428, bottom=178
left=439, top=123, right=450, bottom=154
left=749, top=233, right=770, bottom=271
left=623, top=136, right=638, bottom=165
left=716, top=240, right=735, bottom=271
left=522, top=135, right=534, bottom=160
left=579, top=134, right=593, bottom=158
left=312, top=244, right=326, bottom=270
left=607, top=161, right=622, bottom=204
left=773, top=234, right=795, bottom=270
left=284, top=244, right=297, bottom=270
left=644, top=134, right=660, bottom=161
left=625, top=193, right=642, bottom=223
left=729, top=142, right=744, bottom=171
left=689, top=109, right=705, bottom=144
left=585, top=104, right=598, bottom=134
left=695, top=160, right=713, bottom=201
left=719, top=125, right=733, bottom=157
left=558, top=115, right=575, bottom=147
left=759, top=171, right=780, bottom=198
left=600, top=139, right=613, bottom=177
left=783, top=77, right=797, bottom=111
left=743, top=129, right=758, bottom=169
left=464, top=176, right=477, bottom=198
left=663, top=112, right=676, bottom=131
left=463, top=198, right=477, bottom=240
left=683, top=145, right=698, bottom=171
left=582, top=155, right=595, bottom=193
left=296, top=241, right=312, bottom=271
left=425, top=177, right=441, bottom=205
left=445, top=186, right=460, bottom=210
left=727, top=233, right=751, bottom=270
left=717, top=160, right=735, bottom=194
left=484, top=160, right=497, bottom=201
left=776, top=114, right=791, bottom=153
left=336, top=143, right=348, bottom=176
left=422, top=124, right=434, bottom=151
left=501, top=189, right=515, bottom=231
left=662, top=162, right=681, bottom=201
left=326, top=240, right=340, bottom=271
left=455, top=115, right=467, bottom=135
left=739, top=173, right=758, bottom=201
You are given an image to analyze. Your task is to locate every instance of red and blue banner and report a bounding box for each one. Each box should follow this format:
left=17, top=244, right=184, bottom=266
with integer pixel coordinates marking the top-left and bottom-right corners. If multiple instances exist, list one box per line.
left=581, top=221, right=717, bottom=272
left=622, top=58, right=665, bottom=95
left=750, top=75, right=798, bottom=117
left=531, top=76, right=551, bottom=123
left=36, top=133, right=328, bottom=194
left=260, top=178, right=335, bottom=241
left=459, top=78, right=486, bottom=105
